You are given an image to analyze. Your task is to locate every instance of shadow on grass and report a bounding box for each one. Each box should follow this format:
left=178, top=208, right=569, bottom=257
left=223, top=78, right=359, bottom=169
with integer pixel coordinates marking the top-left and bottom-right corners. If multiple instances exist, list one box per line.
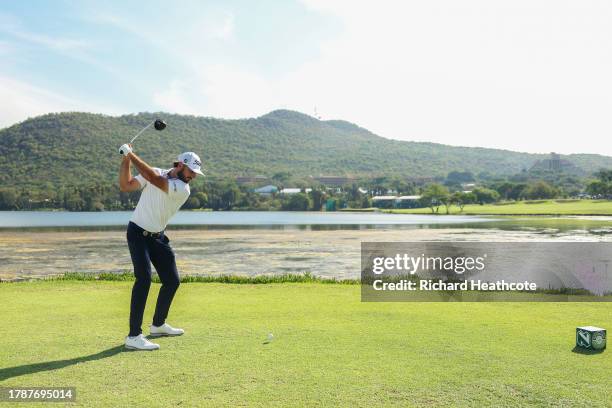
left=0, top=345, right=125, bottom=381
left=571, top=346, right=605, bottom=355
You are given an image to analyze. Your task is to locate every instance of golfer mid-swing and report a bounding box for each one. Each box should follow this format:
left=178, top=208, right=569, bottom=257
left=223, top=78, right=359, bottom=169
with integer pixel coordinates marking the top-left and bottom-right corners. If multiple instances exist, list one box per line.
left=118, top=143, right=203, bottom=350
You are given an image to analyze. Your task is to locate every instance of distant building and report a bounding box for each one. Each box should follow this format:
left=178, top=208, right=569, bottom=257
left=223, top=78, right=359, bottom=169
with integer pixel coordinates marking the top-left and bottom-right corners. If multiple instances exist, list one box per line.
left=372, top=195, right=397, bottom=201
left=253, top=185, right=278, bottom=196
left=529, top=152, right=577, bottom=173
left=372, top=195, right=422, bottom=209
left=280, top=188, right=304, bottom=195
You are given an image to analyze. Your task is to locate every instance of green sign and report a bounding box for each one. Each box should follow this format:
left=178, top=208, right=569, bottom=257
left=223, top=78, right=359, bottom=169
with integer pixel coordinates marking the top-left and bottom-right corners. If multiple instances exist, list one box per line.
left=576, top=326, right=606, bottom=351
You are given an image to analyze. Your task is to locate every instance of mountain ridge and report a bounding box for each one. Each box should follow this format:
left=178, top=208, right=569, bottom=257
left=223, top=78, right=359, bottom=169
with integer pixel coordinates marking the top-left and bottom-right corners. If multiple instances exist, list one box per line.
left=0, top=110, right=610, bottom=187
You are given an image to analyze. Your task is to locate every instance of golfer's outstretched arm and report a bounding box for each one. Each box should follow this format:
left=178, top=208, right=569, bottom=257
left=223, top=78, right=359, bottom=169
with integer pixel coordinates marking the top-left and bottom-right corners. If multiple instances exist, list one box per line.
left=127, top=152, right=169, bottom=193
left=119, top=156, right=142, bottom=192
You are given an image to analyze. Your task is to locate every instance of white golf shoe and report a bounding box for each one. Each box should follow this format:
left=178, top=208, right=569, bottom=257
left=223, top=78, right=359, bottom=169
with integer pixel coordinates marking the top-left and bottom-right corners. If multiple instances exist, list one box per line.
left=150, top=323, right=185, bottom=337
left=125, top=334, right=160, bottom=351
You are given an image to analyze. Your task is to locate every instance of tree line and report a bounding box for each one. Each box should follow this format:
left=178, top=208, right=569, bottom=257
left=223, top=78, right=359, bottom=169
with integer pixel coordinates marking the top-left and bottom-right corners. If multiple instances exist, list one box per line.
left=0, top=180, right=369, bottom=212
left=0, top=169, right=609, bottom=212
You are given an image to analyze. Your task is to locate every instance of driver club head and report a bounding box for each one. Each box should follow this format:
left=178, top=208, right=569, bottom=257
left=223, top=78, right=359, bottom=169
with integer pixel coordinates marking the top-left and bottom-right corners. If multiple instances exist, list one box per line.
left=154, top=119, right=167, bottom=131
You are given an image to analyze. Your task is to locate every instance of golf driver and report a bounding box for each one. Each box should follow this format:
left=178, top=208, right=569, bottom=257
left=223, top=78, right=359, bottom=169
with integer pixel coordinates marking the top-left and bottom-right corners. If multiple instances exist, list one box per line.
left=119, top=119, right=166, bottom=155
left=130, top=119, right=167, bottom=144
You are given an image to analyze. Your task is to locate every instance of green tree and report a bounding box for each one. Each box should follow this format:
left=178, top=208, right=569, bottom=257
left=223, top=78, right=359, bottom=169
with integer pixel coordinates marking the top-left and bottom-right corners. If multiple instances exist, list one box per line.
left=419, top=184, right=450, bottom=213
left=472, top=187, right=500, bottom=204
left=221, top=186, right=241, bottom=210
left=282, top=193, right=310, bottom=211
left=586, top=180, right=610, bottom=197
left=271, top=172, right=291, bottom=186
left=0, top=189, right=18, bottom=210
left=310, top=189, right=326, bottom=211
left=447, top=171, right=475, bottom=184
left=520, top=181, right=558, bottom=200
left=491, top=181, right=516, bottom=200
left=594, top=169, right=612, bottom=183
left=361, top=195, right=372, bottom=209
left=182, top=196, right=201, bottom=209
left=193, top=192, right=208, bottom=208
left=64, top=190, right=84, bottom=211
left=451, top=191, right=476, bottom=212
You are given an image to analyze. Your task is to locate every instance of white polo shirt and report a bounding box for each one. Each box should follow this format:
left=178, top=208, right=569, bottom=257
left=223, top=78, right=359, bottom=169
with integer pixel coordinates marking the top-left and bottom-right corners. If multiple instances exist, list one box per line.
left=130, top=168, right=190, bottom=233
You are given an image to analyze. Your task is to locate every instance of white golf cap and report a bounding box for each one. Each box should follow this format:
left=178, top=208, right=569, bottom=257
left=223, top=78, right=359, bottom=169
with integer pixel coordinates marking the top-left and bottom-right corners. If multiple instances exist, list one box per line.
left=178, top=151, right=204, bottom=175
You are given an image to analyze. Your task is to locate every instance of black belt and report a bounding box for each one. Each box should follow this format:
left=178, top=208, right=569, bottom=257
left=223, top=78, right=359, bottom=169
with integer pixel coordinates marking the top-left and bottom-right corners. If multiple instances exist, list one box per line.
left=143, top=230, right=163, bottom=238
left=129, top=221, right=164, bottom=239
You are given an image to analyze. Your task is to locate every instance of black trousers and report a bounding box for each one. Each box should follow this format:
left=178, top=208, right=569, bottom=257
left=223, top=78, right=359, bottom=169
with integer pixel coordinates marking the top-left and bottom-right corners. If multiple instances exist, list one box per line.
left=126, top=221, right=180, bottom=337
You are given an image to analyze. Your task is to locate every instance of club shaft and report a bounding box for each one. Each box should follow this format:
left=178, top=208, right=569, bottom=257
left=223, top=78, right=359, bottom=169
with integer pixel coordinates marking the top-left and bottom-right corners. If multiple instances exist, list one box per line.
left=129, top=120, right=155, bottom=144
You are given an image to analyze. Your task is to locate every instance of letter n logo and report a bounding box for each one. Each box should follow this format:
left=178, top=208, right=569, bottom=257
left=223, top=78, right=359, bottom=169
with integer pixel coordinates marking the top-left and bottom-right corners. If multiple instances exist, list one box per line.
left=577, top=330, right=590, bottom=348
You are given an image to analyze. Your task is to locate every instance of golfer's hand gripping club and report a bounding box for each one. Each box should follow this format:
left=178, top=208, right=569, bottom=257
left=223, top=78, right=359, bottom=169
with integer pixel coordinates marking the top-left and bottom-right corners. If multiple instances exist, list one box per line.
left=119, top=143, right=133, bottom=156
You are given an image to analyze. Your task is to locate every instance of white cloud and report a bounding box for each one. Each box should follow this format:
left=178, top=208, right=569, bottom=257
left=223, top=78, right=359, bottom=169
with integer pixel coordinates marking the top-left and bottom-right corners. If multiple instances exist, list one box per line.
left=153, top=0, right=612, bottom=155
left=0, top=12, right=128, bottom=82
left=0, top=12, right=89, bottom=52
left=0, top=76, right=120, bottom=129
left=207, top=12, right=235, bottom=40
left=6, top=3, right=610, bottom=155
left=152, top=79, right=201, bottom=115
left=0, top=40, right=14, bottom=56
left=291, top=0, right=612, bottom=154
left=153, top=64, right=279, bottom=118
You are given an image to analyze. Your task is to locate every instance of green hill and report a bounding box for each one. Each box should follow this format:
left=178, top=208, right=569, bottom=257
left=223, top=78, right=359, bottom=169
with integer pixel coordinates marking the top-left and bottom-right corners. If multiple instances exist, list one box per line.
left=0, top=109, right=611, bottom=187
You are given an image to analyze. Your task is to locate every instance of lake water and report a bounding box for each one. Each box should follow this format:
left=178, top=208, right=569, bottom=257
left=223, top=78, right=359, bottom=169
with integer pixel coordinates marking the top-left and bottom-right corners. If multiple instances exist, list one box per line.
left=1, top=211, right=612, bottom=281
left=0, top=211, right=498, bottom=228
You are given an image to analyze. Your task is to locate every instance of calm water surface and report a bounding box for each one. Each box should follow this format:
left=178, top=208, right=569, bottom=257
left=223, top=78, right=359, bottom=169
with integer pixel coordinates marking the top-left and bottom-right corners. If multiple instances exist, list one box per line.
left=1, top=211, right=611, bottom=280
left=0, top=211, right=498, bottom=228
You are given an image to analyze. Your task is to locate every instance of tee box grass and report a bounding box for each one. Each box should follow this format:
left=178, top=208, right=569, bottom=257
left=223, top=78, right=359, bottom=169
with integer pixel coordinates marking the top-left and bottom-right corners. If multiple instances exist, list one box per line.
left=1, top=280, right=610, bottom=407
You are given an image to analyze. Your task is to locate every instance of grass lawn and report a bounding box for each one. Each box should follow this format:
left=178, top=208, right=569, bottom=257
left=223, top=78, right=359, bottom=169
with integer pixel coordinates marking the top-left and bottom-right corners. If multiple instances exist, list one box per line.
left=387, top=200, right=612, bottom=216
left=1, top=281, right=610, bottom=407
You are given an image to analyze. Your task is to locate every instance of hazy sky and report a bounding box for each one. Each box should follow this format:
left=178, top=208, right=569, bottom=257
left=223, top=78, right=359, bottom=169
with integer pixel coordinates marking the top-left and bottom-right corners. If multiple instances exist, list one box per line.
left=1, top=0, right=610, bottom=155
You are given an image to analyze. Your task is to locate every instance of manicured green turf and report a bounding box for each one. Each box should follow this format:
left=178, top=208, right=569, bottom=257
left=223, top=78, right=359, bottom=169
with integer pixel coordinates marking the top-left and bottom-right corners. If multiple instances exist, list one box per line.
left=1, top=281, right=610, bottom=407
left=387, top=199, right=612, bottom=215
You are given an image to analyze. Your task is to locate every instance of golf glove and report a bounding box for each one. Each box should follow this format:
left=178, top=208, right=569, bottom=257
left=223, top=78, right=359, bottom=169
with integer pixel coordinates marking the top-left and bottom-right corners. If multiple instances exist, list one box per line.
left=119, top=143, right=132, bottom=156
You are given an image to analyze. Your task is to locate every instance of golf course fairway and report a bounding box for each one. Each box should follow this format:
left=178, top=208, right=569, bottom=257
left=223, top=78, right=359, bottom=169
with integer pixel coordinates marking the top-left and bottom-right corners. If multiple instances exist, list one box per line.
left=1, top=280, right=610, bottom=407
left=387, top=199, right=612, bottom=215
